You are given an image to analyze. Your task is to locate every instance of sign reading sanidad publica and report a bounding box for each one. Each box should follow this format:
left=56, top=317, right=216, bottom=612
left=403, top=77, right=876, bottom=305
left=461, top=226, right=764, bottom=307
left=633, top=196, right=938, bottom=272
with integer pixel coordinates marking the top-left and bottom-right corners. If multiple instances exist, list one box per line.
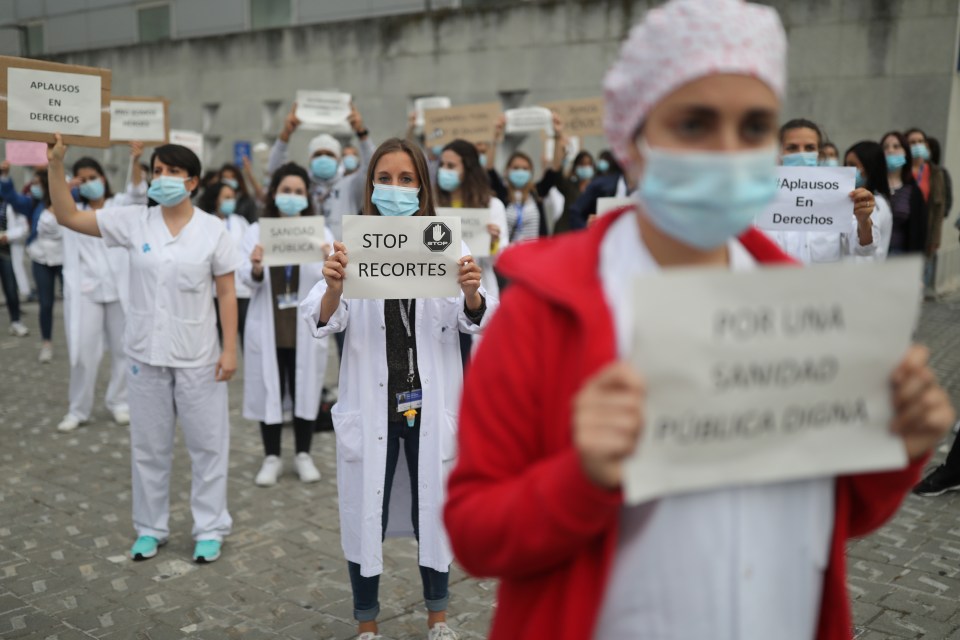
left=259, top=217, right=330, bottom=267
left=622, top=257, right=922, bottom=505
left=436, top=207, right=491, bottom=258
left=0, top=55, right=112, bottom=148
left=755, top=166, right=856, bottom=234
left=342, top=216, right=462, bottom=300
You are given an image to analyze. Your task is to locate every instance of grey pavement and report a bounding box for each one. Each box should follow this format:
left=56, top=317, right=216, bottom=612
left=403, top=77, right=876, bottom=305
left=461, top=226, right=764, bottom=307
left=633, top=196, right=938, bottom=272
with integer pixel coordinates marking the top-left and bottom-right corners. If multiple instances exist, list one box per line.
left=3, top=294, right=960, bottom=639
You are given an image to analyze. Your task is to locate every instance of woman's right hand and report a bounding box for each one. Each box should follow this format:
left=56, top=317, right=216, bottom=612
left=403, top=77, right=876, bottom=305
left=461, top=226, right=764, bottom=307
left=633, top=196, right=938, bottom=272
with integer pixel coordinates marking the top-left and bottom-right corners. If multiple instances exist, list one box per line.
left=250, top=244, right=264, bottom=278
left=323, top=241, right=348, bottom=295
left=279, top=102, right=301, bottom=143
left=48, top=133, right=68, bottom=164
left=573, top=362, right=646, bottom=490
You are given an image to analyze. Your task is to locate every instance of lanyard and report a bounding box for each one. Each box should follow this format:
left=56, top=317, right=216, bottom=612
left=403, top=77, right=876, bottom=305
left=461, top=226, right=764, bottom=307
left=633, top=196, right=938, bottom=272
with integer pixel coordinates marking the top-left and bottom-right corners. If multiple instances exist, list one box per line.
left=398, top=299, right=415, bottom=386
left=512, top=198, right=525, bottom=239
left=916, top=163, right=926, bottom=185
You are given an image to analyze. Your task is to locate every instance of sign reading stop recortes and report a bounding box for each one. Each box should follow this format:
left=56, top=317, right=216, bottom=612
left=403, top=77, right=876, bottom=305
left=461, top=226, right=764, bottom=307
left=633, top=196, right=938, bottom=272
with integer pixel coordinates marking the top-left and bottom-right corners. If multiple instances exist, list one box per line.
left=341, top=216, right=462, bottom=300
left=110, top=96, right=169, bottom=145
left=755, top=166, right=856, bottom=234
left=0, top=55, right=112, bottom=148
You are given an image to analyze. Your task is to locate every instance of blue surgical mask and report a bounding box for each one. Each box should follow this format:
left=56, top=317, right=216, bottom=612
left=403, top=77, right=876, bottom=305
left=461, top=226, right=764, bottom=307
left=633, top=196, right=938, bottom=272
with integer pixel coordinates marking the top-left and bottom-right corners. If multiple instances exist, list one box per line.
left=371, top=184, right=420, bottom=217
left=219, top=198, right=237, bottom=215
left=275, top=194, right=308, bottom=216
left=821, top=158, right=840, bottom=167
left=437, top=168, right=461, bottom=193
left=222, top=178, right=239, bottom=190
left=781, top=152, right=819, bottom=168
left=79, top=179, right=105, bottom=201
left=342, top=155, right=359, bottom=172
left=478, top=153, right=487, bottom=168
left=575, top=165, right=595, bottom=181
left=432, top=145, right=444, bottom=157
left=597, top=159, right=610, bottom=173
left=635, top=140, right=778, bottom=250
left=854, top=169, right=866, bottom=189
left=147, top=176, right=190, bottom=207
left=911, top=143, right=930, bottom=161
left=886, top=153, right=907, bottom=171
left=508, top=169, right=531, bottom=189
left=30, top=184, right=43, bottom=200
left=310, top=155, right=339, bottom=181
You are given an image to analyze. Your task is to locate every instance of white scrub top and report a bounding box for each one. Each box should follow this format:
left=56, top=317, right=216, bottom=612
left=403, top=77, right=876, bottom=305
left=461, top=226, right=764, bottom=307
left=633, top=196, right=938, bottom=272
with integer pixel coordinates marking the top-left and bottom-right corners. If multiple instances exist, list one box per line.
left=96, top=205, right=242, bottom=368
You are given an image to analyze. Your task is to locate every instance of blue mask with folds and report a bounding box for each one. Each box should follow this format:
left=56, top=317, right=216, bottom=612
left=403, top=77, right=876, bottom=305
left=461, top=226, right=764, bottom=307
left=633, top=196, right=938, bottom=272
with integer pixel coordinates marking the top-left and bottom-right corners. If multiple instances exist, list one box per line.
left=508, top=169, right=531, bottom=189
left=342, top=155, right=359, bottom=172
left=437, top=168, right=461, bottom=193
left=30, top=184, right=44, bottom=200
left=311, top=155, right=339, bottom=181
left=275, top=194, right=308, bottom=216
left=79, top=179, right=105, bottom=201
left=781, top=152, right=819, bottom=168
left=372, top=184, right=420, bottom=216
left=886, top=153, right=907, bottom=171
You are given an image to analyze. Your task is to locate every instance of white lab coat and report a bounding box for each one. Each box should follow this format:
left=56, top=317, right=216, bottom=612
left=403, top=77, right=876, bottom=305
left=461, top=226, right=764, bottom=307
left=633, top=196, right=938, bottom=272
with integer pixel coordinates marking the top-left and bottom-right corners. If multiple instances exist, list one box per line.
left=300, top=243, right=498, bottom=577
left=240, top=222, right=333, bottom=424
left=767, top=212, right=880, bottom=265
left=479, top=197, right=508, bottom=300
left=9, top=211, right=30, bottom=295
left=222, top=213, right=252, bottom=299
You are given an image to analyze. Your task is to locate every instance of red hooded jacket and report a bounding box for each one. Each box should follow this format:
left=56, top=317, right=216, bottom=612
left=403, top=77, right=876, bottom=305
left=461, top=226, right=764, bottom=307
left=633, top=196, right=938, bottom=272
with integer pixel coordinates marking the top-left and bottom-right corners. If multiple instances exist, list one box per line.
left=445, top=206, right=924, bottom=640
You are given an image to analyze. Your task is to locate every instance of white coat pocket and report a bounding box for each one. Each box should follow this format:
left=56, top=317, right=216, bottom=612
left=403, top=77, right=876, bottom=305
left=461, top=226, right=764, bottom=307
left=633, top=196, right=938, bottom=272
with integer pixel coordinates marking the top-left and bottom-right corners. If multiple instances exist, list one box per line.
left=176, top=262, right=211, bottom=321
left=432, top=300, right=461, bottom=345
left=331, top=407, right=364, bottom=462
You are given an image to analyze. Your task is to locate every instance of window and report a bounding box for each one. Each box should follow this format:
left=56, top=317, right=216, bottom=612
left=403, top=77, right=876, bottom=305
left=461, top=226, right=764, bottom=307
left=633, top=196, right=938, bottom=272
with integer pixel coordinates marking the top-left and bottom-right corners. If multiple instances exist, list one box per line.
left=23, top=22, right=43, bottom=57
left=251, top=0, right=291, bottom=30
left=138, top=4, right=171, bottom=44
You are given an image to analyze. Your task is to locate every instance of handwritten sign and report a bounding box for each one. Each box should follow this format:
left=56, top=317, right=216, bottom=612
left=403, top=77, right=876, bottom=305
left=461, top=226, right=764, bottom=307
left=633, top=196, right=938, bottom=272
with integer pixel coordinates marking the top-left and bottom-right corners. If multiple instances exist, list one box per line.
left=541, top=97, right=604, bottom=137
left=622, top=257, right=922, bottom=505
left=755, top=167, right=855, bottom=233
left=110, top=96, right=169, bottom=144
left=342, top=215, right=462, bottom=299
left=5, top=141, right=48, bottom=166
left=0, top=56, right=111, bottom=148
left=437, top=207, right=491, bottom=258
left=259, top=217, right=329, bottom=266
left=169, top=130, right=204, bottom=162
left=423, top=102, right=501, bottom=147
left=504, top=107, right=553, bottom=136
left=295, top=90, right=352, bottom=134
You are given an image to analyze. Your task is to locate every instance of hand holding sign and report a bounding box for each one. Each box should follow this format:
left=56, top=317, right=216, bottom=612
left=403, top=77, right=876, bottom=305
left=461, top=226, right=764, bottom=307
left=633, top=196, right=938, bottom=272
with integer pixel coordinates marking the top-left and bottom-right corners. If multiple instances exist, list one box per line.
left=891, top=345, right=954, bottom=460
left=323, top=241, right=348, bottom=296
left=457, top=256, right=483, bottom=309
left=48, top=132, right=68, bottom=164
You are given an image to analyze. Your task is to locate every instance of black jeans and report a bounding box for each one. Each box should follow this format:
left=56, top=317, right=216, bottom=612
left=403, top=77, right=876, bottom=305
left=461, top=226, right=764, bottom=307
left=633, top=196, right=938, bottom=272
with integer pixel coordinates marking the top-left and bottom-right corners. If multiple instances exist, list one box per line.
left=0, top=255, right=20, bottom=323
left=32, top=261, right=62, bottom=341
left=347, top=418, right=450, bottom=622
left=260, top=347, right=314, bottom=455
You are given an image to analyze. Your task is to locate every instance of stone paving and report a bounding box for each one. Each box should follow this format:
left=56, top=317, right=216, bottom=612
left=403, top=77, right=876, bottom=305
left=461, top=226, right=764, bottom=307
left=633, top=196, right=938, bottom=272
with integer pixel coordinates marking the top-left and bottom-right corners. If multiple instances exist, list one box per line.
left=3, top=294, right=960, bottom=639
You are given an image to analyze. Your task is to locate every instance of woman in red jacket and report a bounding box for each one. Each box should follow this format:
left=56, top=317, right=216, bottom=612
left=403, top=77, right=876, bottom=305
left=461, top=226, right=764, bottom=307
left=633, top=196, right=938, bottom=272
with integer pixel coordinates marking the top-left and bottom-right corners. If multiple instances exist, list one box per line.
left=444, top=1, right=955, bottom=639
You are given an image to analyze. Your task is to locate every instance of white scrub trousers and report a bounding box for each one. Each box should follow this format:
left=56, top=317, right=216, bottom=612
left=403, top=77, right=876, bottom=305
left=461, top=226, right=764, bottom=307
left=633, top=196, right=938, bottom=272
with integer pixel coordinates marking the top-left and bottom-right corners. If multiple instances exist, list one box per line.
left=66, top=297, right=128, bottom=421
left=127, top=359, right=233, bottom=542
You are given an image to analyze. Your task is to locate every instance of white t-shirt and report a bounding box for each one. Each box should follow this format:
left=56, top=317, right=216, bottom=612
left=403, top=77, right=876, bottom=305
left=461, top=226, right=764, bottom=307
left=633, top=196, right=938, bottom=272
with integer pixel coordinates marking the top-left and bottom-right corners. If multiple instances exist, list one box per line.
left=593, top=212, right=835, bottom=640
left=96, top=205, right=241, bottom=368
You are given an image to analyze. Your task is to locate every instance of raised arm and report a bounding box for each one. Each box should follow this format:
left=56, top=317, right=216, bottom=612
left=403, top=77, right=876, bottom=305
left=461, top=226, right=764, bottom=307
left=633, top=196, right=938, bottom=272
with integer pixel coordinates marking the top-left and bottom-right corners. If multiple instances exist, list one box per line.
left=46, top=134, right=101, bottom=237
left=0, top=162, right=38, bottom=216
left=267, top=102, right=300, bottom=175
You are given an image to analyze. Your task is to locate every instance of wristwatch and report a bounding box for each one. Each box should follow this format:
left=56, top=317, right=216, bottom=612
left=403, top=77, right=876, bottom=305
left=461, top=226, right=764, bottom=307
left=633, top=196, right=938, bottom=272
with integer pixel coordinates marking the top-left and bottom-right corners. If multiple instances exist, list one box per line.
left=356, top=128, right=369, bottom=138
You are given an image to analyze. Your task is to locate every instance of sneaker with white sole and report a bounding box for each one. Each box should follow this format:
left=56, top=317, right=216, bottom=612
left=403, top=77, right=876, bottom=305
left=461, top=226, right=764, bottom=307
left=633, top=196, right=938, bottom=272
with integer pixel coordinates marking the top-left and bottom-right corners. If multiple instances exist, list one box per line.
left=255, top=455, right=282, bottom=486
left=193, top=539, right=221, bottom=563
left=357, top=633, right=383, bottom=640
left=295, top=452, right=321, bottom=483
left=38, top=345, right=52, bottom=363
left=130, top=535, right=166, bottom=561
left=112, top=408, right=130, bottom=426
left=428, top=623, right=459, bottom=640
left=9, top=322, right=28, bottom=337
left=57, top=414, right=83, bottom=432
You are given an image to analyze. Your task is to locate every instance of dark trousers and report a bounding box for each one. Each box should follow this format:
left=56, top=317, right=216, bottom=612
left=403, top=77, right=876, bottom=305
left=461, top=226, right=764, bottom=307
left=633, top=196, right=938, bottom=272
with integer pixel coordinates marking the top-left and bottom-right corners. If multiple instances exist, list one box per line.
left=347, top=418, right=450, bottom=622
left=260, top=347, right=314, bottom=455
left=0, top=255, right=20, bottom=323
left=32, top=261, right=62, bottom=341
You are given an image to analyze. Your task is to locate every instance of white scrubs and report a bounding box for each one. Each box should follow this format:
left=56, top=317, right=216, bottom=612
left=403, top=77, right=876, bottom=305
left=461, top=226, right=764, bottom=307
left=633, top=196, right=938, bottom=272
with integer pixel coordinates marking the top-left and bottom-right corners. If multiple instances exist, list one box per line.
left=96, top=204, right=241, bottom=543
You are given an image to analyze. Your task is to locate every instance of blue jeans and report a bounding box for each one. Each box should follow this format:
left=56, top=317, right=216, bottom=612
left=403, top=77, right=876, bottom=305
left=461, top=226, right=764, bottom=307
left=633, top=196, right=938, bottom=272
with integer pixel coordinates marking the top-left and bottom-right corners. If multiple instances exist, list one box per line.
left=924, top=254, right=938, bottom=293
left=347, top=418, right=450, bottom=623
left=0, top=255, right=20, bottom=323
left=32, top=261, right=62, bottom=340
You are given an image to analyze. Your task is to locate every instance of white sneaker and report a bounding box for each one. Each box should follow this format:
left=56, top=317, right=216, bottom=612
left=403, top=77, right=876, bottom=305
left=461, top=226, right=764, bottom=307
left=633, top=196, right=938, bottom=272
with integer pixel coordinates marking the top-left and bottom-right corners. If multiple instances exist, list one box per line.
left=9, top=322, right=28, bottom=337
left=112, top=408, right=130, bottom=426
left=428, top=623, right=459, bottom=640
left=357, top=633, right=383, bottom=640
left=38, top=345, right=52, bottom=363
left=255, top=455, right=282, bottom=486
left=294, top=452, right=321, bottom=483
left=57, top=414, right=82, bottom=432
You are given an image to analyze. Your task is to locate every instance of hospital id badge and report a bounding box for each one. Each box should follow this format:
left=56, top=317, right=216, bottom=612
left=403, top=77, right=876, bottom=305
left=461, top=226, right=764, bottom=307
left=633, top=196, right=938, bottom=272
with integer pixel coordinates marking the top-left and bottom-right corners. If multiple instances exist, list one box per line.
left=276, top=292, right=299, bottom=310
left=396, top=389, right=423, bottom=413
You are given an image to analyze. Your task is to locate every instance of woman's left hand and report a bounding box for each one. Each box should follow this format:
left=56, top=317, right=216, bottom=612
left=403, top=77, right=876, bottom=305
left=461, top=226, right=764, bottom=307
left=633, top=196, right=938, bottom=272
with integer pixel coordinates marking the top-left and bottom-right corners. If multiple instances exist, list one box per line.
left=892, top=345, right=955, bottom=460
left=216, top=348, right=238, bottom=382
left=458, top=255, right=483, bottom=309
left=850, top=188, right=875, bottom=222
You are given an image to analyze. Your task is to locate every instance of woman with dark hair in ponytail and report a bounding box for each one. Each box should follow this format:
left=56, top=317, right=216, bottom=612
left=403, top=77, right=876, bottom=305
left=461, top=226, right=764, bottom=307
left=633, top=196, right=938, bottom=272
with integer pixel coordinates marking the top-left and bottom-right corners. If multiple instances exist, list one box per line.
left=844, top=141, right=894, bottom=260
left=881, top=131, right=927, bottom=255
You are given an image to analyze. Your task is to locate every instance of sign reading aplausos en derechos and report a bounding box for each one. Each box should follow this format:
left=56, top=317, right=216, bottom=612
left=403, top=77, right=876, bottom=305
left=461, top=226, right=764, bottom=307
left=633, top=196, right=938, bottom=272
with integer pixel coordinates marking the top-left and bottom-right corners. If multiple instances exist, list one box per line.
left=259, top=217, right=330, bottom=267
left=436, top=207, right=491, bottom=258
left=342, top=216, right=462, bottom=299
left=623, top=257, right=923, bottom=505
left=755, top=166, right=856, bottom=234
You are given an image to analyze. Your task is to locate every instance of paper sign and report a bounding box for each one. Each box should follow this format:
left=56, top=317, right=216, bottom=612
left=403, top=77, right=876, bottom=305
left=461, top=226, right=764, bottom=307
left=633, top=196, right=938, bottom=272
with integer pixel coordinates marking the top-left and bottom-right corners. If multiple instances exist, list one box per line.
left=755, top=167, right=856, bottom=233
left=342, top=216, right=462, bottom=299
left=0, top=56, right=111, bottom=148
left=295, top=90, right=352, bottom=134
left=541, top=97, right=604, bottom=137
left=414, top=96, right=451, bottom=133
left=597, top=197, right=633, bottom=217
left=259, top=217, right=329, bottom=267
left=110, top=97, right=169, bottom=144
left=623, top=258, right=922, bottom=505
left=504, top=107, right=553, bottom=136
left=169, top=130, right=204, bottom=161
left=437, top=207, right=491, bottom=258
left=234, top=141, right=251, bottom=167
left=5, top=141, right=48, bottom=166
left=423, top=102, right=501, bottom=147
